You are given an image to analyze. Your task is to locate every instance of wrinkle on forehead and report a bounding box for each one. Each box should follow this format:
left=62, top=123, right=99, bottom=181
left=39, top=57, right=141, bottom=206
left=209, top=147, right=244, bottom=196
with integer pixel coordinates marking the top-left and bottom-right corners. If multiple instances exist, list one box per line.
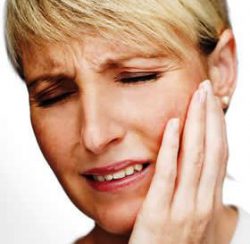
left=22, top=41, right=77, bottom=81
left=22, top=35, right=168, bottom=82
left=77, top=36, right=162, bottom=72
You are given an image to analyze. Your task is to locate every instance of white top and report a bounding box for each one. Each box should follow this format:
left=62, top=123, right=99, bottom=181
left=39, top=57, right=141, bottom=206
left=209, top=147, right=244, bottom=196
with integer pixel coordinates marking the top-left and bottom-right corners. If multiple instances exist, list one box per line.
left=231, top=207, right=250, bottom=244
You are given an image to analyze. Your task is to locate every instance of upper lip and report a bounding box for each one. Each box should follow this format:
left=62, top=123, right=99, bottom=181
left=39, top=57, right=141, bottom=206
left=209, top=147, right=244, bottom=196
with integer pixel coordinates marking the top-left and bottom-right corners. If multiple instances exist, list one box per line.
left=82, top=159, right=150, bottom=176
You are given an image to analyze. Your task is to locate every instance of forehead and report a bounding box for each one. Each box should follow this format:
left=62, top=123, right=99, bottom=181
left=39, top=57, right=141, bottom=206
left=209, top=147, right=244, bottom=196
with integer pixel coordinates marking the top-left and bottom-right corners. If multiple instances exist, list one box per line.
left=21, top=36, right=164, bottom=83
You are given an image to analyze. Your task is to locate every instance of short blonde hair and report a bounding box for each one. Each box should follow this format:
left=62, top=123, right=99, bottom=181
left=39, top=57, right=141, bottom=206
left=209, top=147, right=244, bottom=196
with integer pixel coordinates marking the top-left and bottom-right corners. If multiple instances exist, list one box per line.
left=5, top=0, right=231, bottom=78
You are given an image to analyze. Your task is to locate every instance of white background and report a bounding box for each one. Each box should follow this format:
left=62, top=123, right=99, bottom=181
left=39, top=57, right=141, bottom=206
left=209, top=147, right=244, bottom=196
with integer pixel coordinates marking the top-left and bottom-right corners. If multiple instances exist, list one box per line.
left=0, top=1, right=250, bottom=243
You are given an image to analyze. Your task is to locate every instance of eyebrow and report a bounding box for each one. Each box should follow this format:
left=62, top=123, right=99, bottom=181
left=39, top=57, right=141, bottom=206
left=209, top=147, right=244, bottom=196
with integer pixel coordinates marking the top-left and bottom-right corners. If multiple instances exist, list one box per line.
left=26, top=53, right=161, bottom=89
left=27, top=73, right=74, bottom=90
left=93, top=53, right=159, bottom=72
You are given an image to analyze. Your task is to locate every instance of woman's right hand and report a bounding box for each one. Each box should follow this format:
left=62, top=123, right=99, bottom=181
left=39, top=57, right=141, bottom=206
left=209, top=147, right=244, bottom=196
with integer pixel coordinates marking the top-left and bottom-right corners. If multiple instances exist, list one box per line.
left=129, top=80, right=228, bottom=244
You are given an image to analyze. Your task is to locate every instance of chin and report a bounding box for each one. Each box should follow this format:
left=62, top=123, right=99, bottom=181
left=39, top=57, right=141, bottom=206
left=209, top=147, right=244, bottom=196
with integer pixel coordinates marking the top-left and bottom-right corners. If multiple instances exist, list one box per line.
left=59, top=168, right=153, bottom=234
left=94, top=197, right=143, bottom=235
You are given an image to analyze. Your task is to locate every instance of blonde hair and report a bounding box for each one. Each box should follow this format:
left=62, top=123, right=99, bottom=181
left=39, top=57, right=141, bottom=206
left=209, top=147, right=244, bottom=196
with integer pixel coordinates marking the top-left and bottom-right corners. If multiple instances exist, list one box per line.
left=5, top=0, right=231, bottom=78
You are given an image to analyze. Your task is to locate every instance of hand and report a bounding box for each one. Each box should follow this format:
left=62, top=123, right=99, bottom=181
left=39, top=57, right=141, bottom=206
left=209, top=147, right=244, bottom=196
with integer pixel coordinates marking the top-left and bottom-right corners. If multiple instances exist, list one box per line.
left=129, top=80, right=228, bottom=244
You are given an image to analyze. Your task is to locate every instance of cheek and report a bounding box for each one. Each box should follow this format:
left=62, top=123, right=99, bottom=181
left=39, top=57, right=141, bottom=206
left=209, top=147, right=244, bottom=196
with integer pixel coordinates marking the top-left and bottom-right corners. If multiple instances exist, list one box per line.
left=30, top=105, right=79, bottom=174
left=118, top=80, right=195, bottom=154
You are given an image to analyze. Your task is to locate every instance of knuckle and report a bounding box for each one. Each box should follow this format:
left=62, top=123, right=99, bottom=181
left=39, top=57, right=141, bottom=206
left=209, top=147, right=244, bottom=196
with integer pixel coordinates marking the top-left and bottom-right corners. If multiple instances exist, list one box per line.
left=183, top=147, right=204, bottom=167
left=192, top=149, right=204, bottom=167
left=209, top=143, right=225, bottom=162
left=171, top=205, right=194, bottom=225
left=165, top=166, right=177, bottom=182
left=137, top=208, right=166, bottom=233
left=154, top=171, right=176, bottom=194
left=170, top=140, right=179, bottom=151
left=212, top=139, right=224, bottom=154
left=197, top=150, right=204, bottom=162
left=196, top=204, right=213, bottom=222
left=223, top=145, right=229, bottom=162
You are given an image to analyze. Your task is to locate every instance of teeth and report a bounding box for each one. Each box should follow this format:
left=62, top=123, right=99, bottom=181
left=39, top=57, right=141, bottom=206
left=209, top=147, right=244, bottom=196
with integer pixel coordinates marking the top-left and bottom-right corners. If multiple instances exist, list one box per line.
left=104, top=175, right=113, bottom=181
left=113, top=170, right=126, bottom=179
left=134, top=164, right=143, bottom=172
left=93, top=175, right=105, bottom=182
left=125, top=166, right=134, bottom=176
left=93, top=163, right=146, bottom=182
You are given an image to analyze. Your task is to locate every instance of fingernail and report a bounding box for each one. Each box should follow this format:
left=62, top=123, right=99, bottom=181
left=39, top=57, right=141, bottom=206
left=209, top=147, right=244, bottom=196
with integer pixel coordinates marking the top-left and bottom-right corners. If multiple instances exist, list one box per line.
left=170, top=118, right=179, bottom=130
left=196, top=87, right=206, bottom=104
left=199, top=79, right=212, bottom=93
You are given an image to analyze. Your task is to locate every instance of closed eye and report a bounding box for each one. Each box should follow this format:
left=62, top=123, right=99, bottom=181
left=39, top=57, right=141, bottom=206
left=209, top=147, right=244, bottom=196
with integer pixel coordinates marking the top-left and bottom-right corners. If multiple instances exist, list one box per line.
left=115, top=72, right=160, bottom=84
left=36, top=91, right=76, bottom=107
left=30, top=77, right=78, bottom=108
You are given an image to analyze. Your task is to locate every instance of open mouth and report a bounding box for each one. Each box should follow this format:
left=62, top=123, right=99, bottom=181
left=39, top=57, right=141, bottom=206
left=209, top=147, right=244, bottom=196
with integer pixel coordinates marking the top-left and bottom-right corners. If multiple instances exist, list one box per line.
left=85, top=162, right=150, bottom=182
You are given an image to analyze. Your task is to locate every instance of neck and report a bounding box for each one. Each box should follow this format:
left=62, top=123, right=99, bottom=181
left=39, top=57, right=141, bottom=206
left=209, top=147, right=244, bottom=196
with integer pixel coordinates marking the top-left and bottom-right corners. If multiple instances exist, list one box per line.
left=81, top=225, right=130, bottom=244
left=94, top=225, right=130, bottom=244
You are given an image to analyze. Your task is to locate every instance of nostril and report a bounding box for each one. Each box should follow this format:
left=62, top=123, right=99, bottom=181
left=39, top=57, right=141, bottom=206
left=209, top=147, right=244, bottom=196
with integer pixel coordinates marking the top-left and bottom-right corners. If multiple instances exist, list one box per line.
left=81, top=127, right=107, bottom=154
left=79, top=105, right=126, bottom=154
left=81, top=125, right=125, bottom=155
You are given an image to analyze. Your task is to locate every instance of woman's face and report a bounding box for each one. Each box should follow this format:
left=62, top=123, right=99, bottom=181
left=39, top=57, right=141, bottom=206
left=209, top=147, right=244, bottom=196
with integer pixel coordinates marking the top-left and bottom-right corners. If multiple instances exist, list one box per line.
left=22, top=36, right=207, bottom=234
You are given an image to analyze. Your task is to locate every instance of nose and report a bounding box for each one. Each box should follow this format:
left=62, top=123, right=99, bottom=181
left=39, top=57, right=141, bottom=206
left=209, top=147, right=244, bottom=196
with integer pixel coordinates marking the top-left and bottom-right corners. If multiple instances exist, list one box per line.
left=79, top=85, right=125, bottom=155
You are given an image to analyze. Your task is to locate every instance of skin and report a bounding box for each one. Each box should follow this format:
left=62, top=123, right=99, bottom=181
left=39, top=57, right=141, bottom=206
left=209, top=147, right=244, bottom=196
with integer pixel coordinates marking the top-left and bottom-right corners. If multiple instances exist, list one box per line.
left=21, top=28, right=237, bottom=243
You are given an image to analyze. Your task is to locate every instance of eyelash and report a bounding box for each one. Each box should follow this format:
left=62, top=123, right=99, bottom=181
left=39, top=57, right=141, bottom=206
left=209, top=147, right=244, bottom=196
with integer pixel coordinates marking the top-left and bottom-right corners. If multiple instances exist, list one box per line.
left=37, top=91, right=76, bottom=108
left=35, top=72, right=160, bottom=108
left=115, top=72, right=160, bottom=85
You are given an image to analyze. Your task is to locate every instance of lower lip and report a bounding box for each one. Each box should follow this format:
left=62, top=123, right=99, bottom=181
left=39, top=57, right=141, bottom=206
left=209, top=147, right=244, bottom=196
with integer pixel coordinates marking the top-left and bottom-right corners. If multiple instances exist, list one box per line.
left=84, top=164, right=152, bottom=192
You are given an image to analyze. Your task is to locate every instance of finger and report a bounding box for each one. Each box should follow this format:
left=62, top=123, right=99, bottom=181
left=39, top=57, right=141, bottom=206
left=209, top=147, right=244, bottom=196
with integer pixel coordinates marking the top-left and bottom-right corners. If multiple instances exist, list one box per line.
left=143, top=118, right=180, bottom=211
left=197, top=80, right=227, bottom=210
left=214, top=100, right=229, bottom=208
left=172, top=83, right=207, bottom=209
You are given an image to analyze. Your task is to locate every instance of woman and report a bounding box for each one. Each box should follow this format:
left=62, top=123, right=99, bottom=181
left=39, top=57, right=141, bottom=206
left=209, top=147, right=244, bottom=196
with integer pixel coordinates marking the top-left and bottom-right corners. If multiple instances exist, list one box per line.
left=4, top=0, right=250, bottom=243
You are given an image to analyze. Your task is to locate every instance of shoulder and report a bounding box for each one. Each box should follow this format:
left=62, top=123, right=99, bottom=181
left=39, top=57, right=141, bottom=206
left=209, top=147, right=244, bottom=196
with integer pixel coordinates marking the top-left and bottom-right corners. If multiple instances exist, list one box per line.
left=231, top=206, right=250, bottom=244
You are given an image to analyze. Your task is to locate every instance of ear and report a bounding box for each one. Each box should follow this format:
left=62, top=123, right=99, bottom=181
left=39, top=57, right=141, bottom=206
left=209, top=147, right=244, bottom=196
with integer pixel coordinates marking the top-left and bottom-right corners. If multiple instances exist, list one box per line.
left=207, top=29, right=238, bottom=110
